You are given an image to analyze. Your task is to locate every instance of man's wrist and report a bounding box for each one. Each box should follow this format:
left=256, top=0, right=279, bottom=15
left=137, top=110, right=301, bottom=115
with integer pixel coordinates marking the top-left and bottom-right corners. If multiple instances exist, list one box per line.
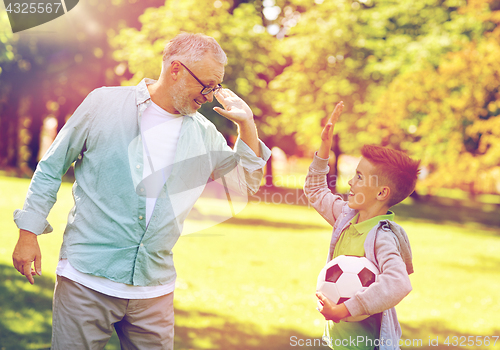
left=236, top=117, right=256, bottom=131
left=20, top=229, right=37, bottom=239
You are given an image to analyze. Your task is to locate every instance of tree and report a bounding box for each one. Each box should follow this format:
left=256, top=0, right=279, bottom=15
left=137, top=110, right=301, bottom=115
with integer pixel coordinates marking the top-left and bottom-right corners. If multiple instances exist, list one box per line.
left=0, top=0, right=165, bottom=172
left=375, top=0, right=500, bottom=196
left=112, top=0, right=288, bottom=186
left=0, top=11, right=18, bottom=169
left=267, top=0, right=484, bottom=191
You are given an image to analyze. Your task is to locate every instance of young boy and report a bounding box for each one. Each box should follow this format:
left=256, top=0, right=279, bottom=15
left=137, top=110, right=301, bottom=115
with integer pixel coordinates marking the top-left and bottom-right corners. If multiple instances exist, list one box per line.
left=304, top=102, right=420, bottom=350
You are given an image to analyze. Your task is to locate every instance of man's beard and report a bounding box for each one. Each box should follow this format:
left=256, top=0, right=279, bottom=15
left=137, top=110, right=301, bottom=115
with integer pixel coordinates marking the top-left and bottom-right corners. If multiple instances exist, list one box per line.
left=171, top=78, right=197, bottom=117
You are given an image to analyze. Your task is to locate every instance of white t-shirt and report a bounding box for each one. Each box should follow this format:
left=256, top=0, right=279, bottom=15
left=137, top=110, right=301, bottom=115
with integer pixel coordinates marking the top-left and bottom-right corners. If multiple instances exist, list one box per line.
left=57, top=101, right=184, bottom=299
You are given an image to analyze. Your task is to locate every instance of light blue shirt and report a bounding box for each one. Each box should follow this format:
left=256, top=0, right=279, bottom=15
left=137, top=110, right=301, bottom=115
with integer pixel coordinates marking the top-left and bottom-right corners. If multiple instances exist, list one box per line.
left=14, top=79, right=271, bottom=286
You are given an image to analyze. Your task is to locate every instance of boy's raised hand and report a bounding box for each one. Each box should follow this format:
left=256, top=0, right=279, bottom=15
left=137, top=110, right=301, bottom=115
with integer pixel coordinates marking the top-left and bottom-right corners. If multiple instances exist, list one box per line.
left=318, top=101, right=344, bottom=159
left=316, top=291, right=351, bottom=323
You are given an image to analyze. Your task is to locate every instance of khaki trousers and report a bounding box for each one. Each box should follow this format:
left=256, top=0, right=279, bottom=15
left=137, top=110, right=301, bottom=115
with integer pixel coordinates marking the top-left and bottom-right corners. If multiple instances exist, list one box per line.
left=52, top=276, right=174, bottom=350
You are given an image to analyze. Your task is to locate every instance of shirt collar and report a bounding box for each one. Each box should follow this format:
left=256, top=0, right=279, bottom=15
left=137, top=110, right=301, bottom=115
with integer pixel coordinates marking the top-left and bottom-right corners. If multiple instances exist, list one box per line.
left=135, top=78, right=156, bottom=106
left=134, top=78, right=197, bottom=119
left=350, top=211, right=395, bottom=235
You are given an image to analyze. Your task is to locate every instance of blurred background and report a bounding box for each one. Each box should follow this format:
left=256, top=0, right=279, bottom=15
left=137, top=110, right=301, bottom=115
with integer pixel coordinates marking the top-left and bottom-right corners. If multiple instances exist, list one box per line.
left=1, top=0, right=499, bottom=349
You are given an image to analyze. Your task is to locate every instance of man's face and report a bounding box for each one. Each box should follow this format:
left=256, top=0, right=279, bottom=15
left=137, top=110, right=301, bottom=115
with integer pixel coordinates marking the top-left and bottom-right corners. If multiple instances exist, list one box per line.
left=347, top=157, right=383, bottom=211
left=171, top=57, right=224, bottom=116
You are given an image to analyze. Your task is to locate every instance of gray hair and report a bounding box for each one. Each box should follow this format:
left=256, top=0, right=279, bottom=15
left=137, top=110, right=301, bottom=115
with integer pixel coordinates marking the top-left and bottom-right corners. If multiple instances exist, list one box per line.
left=162, top=33, right=227, bottom=70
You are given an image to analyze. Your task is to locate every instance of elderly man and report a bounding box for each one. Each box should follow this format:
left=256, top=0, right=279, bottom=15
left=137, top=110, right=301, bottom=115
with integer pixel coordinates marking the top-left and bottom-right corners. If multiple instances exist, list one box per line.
left=12, top=33, right=270, bottom=349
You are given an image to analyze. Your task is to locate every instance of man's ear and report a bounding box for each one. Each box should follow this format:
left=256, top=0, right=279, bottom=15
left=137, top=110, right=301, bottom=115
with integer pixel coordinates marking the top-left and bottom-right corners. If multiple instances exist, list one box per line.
left=377, top=186, right=391, bottom=201
left=170, top=61, right=181, bottom=81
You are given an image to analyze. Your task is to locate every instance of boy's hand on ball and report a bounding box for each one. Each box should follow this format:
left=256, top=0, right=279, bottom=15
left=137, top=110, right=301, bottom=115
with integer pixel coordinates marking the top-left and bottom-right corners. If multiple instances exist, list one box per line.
left=316, top=291, right=351, bottom=323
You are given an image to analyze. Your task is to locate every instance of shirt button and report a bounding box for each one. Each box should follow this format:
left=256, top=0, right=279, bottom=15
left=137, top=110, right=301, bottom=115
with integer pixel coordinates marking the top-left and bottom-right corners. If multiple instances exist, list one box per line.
left=136, top=165, right=141, bottom=169
left=140, top=243, right=144, bottom=247
left=140, top=188, right=144, bottom=192
left=139, top=216, right=143, bottom=220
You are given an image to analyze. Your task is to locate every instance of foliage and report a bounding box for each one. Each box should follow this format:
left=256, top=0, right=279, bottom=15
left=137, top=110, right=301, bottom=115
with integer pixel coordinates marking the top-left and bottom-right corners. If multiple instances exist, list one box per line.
left=111, top=0, right=283, bottom=142
left=0, top=12, right=17, bottom=169
left=0, top=12, right=15, bottom=67
left=375, top=0, right=500, bottom=194
left=268, top=0, right=485, bottom=154
left=2, top=0, right=500, bottom=194
left=0, top=0, right=165, bottom=170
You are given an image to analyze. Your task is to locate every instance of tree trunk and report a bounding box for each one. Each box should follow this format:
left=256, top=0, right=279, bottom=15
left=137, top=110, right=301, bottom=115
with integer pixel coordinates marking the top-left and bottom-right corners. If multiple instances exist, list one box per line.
left=2, top=91, right=20, bottom=168
left=327, top=134, right=341, bottom=193
left=27, top=94, right=44, bottom=170
left=265, top=152, right=273, bottom=188
left=263, top=137, right=274, bottom=188
left=0, top=103, right=7, bottom=167
left=57, top=102, right=70, bottom=133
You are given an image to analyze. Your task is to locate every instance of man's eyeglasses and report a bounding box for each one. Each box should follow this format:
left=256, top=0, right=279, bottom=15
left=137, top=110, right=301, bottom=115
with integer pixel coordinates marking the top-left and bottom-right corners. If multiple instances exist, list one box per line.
left=175, top=61, right=222, bottom=95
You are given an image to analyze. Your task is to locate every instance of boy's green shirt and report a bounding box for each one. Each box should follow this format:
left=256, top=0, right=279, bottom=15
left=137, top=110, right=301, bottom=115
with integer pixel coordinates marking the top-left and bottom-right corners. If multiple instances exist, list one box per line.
left=325, top=211, right=394, bottom=350
left=332, top=211, right=395, bottom=258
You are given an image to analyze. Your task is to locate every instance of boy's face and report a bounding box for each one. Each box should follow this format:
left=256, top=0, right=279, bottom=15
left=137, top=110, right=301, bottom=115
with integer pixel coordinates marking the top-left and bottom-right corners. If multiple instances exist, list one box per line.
left=347, top=157, right=386, bottom=211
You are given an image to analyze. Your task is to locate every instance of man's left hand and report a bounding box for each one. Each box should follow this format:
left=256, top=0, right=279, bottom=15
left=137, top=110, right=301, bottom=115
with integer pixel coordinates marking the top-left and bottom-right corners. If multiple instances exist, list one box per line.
left=213, top=89, right=254, bottom=125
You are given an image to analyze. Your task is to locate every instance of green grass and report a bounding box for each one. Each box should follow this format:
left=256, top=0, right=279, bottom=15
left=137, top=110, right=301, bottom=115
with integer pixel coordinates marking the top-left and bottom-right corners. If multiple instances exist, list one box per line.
left=1, top=175, right=500, bottom=349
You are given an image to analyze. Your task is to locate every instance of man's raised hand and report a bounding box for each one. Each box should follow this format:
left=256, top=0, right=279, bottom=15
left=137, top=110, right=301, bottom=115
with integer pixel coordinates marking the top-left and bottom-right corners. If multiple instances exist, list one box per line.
left=213, top=88, right=253, bottom=125
left=213, top=88, right=261, bottom=157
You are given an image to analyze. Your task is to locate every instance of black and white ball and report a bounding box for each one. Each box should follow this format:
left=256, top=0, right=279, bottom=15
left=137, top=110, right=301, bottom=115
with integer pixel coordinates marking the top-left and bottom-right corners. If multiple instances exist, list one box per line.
left=316, top=255, right=379, bottom=322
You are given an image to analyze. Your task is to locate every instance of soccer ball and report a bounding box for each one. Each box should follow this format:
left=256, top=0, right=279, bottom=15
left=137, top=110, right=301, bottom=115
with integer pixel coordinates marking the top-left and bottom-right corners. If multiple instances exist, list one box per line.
left=316, top=255, right=379, bottom=322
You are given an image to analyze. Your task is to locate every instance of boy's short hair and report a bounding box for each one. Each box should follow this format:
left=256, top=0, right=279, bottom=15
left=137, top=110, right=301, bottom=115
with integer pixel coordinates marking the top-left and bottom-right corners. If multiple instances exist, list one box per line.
left=361, top=145, right=421, bottom=207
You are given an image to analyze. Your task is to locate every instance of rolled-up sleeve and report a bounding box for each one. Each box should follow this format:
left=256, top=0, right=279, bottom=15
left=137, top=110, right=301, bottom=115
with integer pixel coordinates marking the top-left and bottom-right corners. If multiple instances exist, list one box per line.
left=13, top=90, right=96, bottom=235
left=234, top=137, right=271, bottom=173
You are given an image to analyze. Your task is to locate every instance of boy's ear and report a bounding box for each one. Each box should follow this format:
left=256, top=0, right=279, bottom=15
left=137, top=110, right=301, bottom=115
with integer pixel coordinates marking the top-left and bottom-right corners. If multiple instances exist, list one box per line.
left=377, top=186, right=391, bottom=201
